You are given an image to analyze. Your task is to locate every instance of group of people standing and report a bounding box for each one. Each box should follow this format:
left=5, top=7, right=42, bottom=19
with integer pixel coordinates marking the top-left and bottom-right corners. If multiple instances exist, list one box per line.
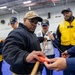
left=0, top=8, right=75, bottom=75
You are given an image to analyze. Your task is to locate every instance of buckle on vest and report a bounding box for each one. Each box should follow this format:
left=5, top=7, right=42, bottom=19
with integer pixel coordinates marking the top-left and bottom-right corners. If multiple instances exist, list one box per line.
left=67, top=26, right=73, bottom=28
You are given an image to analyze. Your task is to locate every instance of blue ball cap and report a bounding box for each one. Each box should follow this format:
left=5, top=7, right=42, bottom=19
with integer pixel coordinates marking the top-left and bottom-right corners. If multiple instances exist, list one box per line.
left=61, top=8, right=72, bottom=14
left=41, top=19, right=49, bottom=26
left=10, top=17, right=17, bottom=24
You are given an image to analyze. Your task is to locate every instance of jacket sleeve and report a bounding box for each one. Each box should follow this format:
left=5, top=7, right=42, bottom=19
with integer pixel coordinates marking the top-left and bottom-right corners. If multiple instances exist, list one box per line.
left=36, top=31, right=44, bottom=43
left=52, top=26, right=62, bottom=52
left=56, top=25, right=61, bottom=41
left=52, top=26, right=61, bottom=45
left=0, top=42, right=3, bottom=54
left=37, top=37, right=44, bottom=43
left=2, top=31, right=29, bottom=66
left=66, top=58, right=75, bottom=70
left=67, top=46, right=75, bottom=55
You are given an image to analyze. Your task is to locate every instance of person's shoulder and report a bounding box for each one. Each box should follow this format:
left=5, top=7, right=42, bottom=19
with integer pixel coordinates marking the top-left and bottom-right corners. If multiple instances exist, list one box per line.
left=35, top=30, right=42, bottom=37
left=73, top=16, right=75, bottom=19
left=8, top=28, right=23, bottom=37
left=59, top=20, right=65, bottom=24
left=36, top=30, right=42, bottom=33
left=35, top=30, right=42, bottom=35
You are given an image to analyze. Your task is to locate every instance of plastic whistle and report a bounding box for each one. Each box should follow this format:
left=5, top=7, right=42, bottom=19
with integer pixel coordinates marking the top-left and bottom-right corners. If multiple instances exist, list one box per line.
left=38, top=56, right=49, bottom=63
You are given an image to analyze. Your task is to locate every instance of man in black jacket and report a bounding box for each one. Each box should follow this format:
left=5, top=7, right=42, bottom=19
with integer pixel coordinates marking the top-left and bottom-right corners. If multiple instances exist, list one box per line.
left=0, top=40, right=4, bottom=75
left=2, top=11, right=45, bottom=75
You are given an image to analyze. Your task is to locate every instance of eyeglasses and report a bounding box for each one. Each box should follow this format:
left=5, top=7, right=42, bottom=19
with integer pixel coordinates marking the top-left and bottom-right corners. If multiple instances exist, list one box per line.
left=42, top=25, right=48, bottom=27
left=28, top=19, right=38, bottom=24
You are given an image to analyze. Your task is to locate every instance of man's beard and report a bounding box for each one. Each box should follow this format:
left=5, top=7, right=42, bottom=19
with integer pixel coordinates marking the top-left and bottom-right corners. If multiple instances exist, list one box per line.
left=66, top=16, right=73, bottom=22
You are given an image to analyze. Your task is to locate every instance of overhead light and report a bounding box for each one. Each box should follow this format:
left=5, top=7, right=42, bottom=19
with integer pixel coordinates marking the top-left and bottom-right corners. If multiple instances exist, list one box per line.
left=29, top=6, right=31, bottom=10
left=51, top=0, right=60, bottom=1
left=24, top=3, right=36, bottom=7
left=12, top=10, right=15, bottom=13
left=8, top=8, right=12, bottom=10
left=11, top=9, right=18, bottom=14
left=0, top=6, right=7, bottom=9
left=53, top=1, right=56, bottom=6
left=23, top=1, right=31, bottom=4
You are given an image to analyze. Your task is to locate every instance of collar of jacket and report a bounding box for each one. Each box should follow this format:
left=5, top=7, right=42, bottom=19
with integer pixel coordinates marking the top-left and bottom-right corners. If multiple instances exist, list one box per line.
left=19, top=23, right=34, bottom=33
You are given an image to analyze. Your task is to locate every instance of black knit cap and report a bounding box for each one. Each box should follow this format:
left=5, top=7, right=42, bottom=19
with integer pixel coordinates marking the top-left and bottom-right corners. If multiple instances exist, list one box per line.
left=61, top=8, right=72, bottom=14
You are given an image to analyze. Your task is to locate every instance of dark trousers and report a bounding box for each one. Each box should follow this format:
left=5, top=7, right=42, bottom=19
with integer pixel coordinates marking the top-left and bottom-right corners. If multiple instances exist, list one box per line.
left=45, top=54, right=55, bottom=75
left=0, top=61, right=3, bottom=75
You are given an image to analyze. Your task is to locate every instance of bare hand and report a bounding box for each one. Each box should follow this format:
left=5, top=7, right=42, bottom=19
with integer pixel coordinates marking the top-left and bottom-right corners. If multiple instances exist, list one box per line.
left=62, top=50, right=70, bottom=58
left=26, top=51, right=45, bottom=63
left=44, top=58, right=67, bottom=71
left=44, top=37, right=47, bottom=41
left=48, top=33, right=55, bottom=40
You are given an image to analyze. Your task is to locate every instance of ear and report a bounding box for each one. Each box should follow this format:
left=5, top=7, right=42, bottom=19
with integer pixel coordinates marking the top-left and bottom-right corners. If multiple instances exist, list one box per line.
left=24, top=18, right=27, bottom=22
left=71, top=12, right=73, bottom=15
left=15, top=22, right=18, bottom=24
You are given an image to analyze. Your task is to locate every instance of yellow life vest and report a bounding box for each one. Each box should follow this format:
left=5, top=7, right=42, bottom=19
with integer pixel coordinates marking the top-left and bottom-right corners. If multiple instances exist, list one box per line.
left=59, top=19, right=75, bottom=45
left=0, top=39, right=3, bottom=61
left=0, top=40, right=2, bottom=42
left=0, top=55, right=3, bottom=61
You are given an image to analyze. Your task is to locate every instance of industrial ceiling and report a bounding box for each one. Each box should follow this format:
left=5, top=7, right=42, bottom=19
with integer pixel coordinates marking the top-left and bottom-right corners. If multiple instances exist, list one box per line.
left=0, top=0, right=75, bottom=15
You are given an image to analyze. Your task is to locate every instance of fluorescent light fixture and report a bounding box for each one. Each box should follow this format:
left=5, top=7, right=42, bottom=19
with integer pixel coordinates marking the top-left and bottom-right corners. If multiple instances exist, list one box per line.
left=23, top=1, right=31, bottom=4
left=29, top=6, right=31, bottom=10
left=8, top=8, right=12, bottom=10
left=24, top=3, right=36, bottom=7
left=0, top=6, right=7, bottom=9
